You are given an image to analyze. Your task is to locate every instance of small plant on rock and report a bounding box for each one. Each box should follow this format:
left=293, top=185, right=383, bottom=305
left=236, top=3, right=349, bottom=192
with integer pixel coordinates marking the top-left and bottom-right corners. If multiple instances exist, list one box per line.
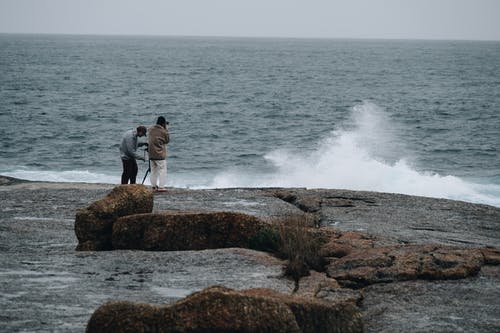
left=248, top=228, right=281, bottom=253
left=275, top=214, right=324, bottom=283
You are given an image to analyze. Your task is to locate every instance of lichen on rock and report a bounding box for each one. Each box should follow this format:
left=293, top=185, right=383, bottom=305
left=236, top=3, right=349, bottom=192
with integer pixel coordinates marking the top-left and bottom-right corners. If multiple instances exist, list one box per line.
left=326, top=244, right=485, bottom=288
left=86, top=286, right=364, bottom=333
left=112, top=210, right=279, bottom=252
left=74, top=184, right=153, bottom=251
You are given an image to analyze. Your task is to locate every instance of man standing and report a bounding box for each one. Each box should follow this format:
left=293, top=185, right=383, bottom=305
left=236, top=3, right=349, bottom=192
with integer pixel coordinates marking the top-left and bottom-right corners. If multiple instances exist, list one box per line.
left=119, top=125, right=147, bottom=184
left=148, top=116, right=170, bottom=192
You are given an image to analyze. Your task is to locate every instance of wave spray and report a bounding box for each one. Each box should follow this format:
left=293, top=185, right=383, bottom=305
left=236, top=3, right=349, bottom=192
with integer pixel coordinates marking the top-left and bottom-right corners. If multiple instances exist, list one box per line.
left=211, top=102, right=500, bottom=207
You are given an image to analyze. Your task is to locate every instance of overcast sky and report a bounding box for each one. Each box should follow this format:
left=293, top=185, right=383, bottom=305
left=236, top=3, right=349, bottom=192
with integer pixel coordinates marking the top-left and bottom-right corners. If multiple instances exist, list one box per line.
left=1, top=0, right=499, bottom=41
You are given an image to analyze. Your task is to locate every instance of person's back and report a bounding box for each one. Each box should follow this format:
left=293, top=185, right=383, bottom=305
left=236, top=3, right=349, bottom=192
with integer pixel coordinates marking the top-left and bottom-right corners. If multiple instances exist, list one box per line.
left=148, top=124, right=169, bottom=160
left=120, top=129, right=138, bottom=160
left=148, top=116, right=169, bottom=191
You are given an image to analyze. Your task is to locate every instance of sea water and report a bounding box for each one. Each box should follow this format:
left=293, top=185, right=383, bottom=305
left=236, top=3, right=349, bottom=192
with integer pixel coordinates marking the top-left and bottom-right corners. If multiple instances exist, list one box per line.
left=0, top=34, right=499, bottom=207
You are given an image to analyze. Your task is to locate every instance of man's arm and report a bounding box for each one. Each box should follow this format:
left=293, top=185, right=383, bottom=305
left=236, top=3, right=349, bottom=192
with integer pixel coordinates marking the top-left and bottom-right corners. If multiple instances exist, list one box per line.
left=125, top=135, right=144, bottom=160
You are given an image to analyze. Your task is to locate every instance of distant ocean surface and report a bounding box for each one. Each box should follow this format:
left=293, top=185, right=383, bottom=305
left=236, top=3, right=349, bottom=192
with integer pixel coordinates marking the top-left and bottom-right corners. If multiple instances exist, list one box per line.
left=1, top=34, right=499, bottom=207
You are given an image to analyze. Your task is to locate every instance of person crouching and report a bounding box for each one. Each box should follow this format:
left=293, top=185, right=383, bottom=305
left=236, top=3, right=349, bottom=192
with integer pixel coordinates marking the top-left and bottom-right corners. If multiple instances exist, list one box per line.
left=119, top=125, right=147, bottom=184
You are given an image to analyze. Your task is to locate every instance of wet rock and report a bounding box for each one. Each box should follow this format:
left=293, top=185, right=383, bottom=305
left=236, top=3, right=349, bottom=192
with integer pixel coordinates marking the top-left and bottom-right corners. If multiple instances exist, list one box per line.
left=75, top=185, right=153, bottom=250
left=273, top=190, right=322, bottom=214
left=282, top=188, right=500, bottom=248
left=87, top=286, right=363, bottom=333
left=242, top=288, right=363, bottom=333
left=319, top=231, right=378, bottom=258
left=315, top=287, right=364, bottom=308
left=112, top=210, right=279, bottom=252
left=86, top=301, right=160, bottom=333
left=272, top=190, right=323, bottom=226
left=168, top=286, right=303, bottom=333
left=0, top=175, right=29, bottom=185
left=361, top=266, right=500, bottom=333
left=295, top=271, right=341, bottom=298
left=481, top=247, right=500, bottom=265
left=295, top=271, right=364, bottom=307
left=326, top=244, right=485, bottom=288
left=152, top=188, right=303, bottom=220
left=87, top=286, right=300, bottom=333
left=2, top=178, right=500, bottom=332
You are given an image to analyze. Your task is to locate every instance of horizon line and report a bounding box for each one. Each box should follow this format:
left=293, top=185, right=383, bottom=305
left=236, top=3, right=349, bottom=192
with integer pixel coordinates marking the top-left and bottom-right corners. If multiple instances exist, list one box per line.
left=1, top=31, right=499, bottom=43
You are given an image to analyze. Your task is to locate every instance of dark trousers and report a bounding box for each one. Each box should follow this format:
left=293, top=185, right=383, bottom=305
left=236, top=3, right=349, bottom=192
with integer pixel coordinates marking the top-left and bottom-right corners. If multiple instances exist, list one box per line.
left=121, top=159, right=138, bottom=184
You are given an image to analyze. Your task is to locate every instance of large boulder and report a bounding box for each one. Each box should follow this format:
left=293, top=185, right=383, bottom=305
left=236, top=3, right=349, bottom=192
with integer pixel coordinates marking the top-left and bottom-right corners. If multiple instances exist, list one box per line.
left=242, top=288, right=363, bottom=333
left=75, top=185, right=153, bottom=251
left=162, top=286, right=302, bottom=333
left=86, top=286, right=363, bottom=333
left=112, top=211, right=279, bottom=252
left=326, top=244, right=485, bottom=288
left=85, top=301, right=160, bottom=333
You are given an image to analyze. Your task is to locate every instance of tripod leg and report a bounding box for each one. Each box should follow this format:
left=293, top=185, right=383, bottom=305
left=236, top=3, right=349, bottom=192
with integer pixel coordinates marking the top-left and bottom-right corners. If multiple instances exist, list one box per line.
left=141, top=149, right=151, bottom=185
left=142, top=167, right=150, bottom=185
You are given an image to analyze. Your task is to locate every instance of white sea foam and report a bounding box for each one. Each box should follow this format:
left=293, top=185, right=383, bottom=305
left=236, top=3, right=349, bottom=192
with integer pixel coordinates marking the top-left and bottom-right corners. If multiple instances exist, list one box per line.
left=210, top=102, right=500, bottom=207
left=2, top=169, right=120, bottom=185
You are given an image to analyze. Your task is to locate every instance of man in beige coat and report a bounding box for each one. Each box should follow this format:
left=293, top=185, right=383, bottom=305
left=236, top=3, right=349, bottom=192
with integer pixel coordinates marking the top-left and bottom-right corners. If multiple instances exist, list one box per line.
left=148, top=116, right=170, bottom=192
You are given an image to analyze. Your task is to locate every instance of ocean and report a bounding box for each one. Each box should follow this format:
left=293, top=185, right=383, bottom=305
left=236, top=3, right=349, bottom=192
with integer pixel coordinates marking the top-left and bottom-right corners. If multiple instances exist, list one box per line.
left=1, top=34, right=499, bottom=207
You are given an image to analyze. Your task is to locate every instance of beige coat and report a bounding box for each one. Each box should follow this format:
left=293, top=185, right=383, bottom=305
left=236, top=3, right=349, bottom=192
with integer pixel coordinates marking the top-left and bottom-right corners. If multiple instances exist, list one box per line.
left=148, top=124, right=169, bottom=160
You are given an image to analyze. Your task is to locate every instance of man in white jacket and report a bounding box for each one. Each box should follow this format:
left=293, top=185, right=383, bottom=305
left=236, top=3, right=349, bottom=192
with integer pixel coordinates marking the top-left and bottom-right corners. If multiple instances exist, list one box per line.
left=148, top=116, right=170, bottom=192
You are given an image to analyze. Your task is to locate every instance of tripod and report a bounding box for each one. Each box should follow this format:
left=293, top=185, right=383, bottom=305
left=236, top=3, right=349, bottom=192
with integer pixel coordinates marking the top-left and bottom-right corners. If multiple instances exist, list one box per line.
left=141, top=148, right=150, bottom=185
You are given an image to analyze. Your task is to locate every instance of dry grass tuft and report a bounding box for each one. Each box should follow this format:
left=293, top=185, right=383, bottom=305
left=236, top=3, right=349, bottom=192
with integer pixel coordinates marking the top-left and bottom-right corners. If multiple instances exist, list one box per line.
left=275, top=214, right=324, bottom=283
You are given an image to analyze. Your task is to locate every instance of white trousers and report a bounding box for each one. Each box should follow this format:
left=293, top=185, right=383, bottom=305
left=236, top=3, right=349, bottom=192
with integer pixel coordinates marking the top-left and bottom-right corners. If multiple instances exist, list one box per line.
left=150, top=159, right=167, bottom=188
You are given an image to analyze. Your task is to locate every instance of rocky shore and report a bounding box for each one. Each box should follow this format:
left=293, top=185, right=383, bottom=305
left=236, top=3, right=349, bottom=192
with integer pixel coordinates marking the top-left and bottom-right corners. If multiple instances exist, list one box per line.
left=1, top=176, right=499, bottom=332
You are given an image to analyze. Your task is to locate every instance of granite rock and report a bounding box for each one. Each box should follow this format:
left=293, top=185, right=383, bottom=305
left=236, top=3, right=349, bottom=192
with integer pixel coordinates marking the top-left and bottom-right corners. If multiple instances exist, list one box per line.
left=2, top=177, right=500, bottom=332
left=326, top=244, right=485, bottom=288
left=74, top=184, right=153, bottom=250
left=112, top=210, right=278, bottom=252
left=86, top=286, right=363, bottom=333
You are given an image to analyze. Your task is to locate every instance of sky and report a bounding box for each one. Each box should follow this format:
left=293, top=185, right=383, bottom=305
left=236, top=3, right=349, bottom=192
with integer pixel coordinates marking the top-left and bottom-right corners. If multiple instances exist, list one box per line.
left=0, top=0, right=499, bottom=41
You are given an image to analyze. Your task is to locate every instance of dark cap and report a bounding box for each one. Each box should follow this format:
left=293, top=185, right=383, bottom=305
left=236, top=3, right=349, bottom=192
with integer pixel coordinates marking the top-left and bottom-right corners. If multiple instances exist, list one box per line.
left=157, top=116, right=167, bottom=126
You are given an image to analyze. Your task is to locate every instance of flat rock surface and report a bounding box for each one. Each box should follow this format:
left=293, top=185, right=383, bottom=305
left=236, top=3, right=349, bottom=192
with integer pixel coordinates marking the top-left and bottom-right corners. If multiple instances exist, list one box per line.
left=0, top=181, right=292, bottom=332
left=361, top=266, right=500, bottom=332
left=270, top=188, right=500, bottom=248
left=1, top=178, right=499, bottom=332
